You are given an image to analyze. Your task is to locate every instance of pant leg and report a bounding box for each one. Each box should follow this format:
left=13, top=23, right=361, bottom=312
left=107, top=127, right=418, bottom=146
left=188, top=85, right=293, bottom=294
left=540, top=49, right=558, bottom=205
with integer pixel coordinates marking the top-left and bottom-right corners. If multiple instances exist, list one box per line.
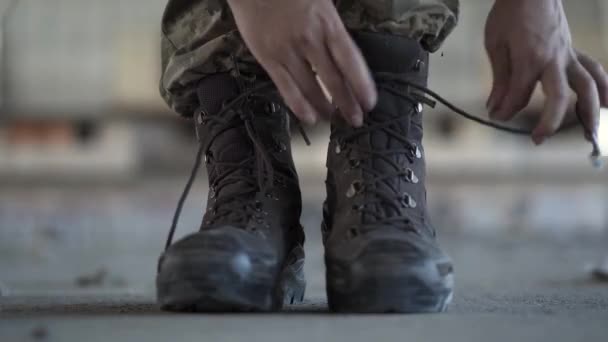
left=337, top=0, right=459, bottom=52
left=160, top=0, right=459, bottom=117
left=160, top=0, right=254, bottom=116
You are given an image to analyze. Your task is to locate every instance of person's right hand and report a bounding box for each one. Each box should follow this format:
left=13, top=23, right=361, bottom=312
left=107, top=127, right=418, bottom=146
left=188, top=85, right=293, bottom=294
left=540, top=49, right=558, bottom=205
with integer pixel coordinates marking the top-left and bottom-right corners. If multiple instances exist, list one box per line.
left=226, top=0, right=377, bottom=127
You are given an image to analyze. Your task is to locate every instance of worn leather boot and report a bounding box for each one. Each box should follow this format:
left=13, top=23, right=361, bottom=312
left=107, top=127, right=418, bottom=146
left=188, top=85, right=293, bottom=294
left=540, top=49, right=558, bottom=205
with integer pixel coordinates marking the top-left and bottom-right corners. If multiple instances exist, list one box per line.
left=323, top=31, right=454, bottom=313
left=157, top=74, right=306, bottom=312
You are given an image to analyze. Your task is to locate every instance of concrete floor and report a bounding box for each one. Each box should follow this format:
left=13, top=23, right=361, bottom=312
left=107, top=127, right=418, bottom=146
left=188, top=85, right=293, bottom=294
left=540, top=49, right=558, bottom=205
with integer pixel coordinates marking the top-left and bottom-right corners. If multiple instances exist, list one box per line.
left=1, top=180, right=608, bottom=341
left=1, top=296, right=608, bottom=342
left=2, top=236, right=608, bottom=342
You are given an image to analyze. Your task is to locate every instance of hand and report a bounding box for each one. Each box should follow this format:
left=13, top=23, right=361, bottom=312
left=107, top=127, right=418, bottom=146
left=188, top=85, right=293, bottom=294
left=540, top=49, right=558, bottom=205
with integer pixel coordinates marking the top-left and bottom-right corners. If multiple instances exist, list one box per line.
left=227, top=0, right=377, bottom=127
left=485, top=0, right=608, bottom=144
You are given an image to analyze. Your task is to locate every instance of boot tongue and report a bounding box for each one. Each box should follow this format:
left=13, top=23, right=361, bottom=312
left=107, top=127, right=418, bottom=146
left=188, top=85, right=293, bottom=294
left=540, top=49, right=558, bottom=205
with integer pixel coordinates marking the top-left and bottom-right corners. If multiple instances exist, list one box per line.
left=197, top=73, right=240, bottom=117
left=208, top=125, right=256, bottom=199
left=206, top=102, right=286, bottom=201
left=196, top=74, right=255, bottom=200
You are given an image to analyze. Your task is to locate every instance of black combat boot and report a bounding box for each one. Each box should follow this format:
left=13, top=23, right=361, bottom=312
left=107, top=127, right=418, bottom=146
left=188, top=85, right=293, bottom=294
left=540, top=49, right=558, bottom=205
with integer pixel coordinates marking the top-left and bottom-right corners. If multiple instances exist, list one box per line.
left=323, top=32, right=454, bottom=313
left=157, top=74, right=306, bottom=312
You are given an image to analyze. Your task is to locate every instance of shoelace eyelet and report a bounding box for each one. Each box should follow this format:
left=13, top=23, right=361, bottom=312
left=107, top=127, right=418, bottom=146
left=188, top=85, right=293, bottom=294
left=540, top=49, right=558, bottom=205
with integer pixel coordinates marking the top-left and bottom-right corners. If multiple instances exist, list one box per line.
left=411, top=144, right=422, bottom=159
left=265, top=192, right=279, bottom=200
left=348, top=159, right=361, bottom=170
left=275, top=140, right=287, bottom=153
left=196, top=109, right=210, bottom=125
left=335, top=140, right=346, bottom=155
left=348, top=227, right=359, bottom=239
left=352, top=204, right=364, bottom=212
left=274, top=177, right=286, bottom=187
left=265, top=102, right=280, bottom=114
left=346, top=180, right=363, bottom=198
left=401, top=193, right=417, bottom=208
left=406, top=168, right=419, bottom=184
left=204, top=151, right=213, bottom=164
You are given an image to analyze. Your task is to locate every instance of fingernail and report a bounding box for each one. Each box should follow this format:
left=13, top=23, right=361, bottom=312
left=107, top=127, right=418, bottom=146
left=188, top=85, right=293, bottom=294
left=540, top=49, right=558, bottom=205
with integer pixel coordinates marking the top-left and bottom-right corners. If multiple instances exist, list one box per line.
left=488, top=105, right=502, bottom=120
left=494, top=110, right=511, bottom=122
left=305, top=113, right=317, bottom=125
left=364, top=91, right=378, bottom=112
left=323, top=104, right=335, bottom=118
left=351, top=114, right=363, bottom=127
left=488, top=109, right=498, bottom=120
left=532, top=133, right=545, bottom=146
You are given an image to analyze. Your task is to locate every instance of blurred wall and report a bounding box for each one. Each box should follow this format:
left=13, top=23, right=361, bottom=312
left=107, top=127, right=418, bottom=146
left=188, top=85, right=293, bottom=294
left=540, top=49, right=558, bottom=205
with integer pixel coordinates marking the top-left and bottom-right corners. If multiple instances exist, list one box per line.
left=0, top=0, right=605, bottom=119
left=0, top=0, right=605, bottom=244
left=1, top=0, right=167, bottom=117
left=0, top=0, right=606, bottom=180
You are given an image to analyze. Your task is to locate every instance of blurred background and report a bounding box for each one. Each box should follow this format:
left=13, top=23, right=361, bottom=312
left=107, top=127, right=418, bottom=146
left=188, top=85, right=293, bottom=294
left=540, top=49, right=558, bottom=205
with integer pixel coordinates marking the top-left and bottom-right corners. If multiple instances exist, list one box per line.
left=0, top=0, right=607, bottom=299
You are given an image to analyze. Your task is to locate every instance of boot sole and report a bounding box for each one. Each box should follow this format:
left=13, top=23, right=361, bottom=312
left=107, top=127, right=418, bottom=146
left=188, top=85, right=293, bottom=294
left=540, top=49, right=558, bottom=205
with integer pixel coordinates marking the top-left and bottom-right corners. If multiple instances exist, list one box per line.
left=326, top=259, right=454, bottom=313
left=157, top=244, right=306, bottom=312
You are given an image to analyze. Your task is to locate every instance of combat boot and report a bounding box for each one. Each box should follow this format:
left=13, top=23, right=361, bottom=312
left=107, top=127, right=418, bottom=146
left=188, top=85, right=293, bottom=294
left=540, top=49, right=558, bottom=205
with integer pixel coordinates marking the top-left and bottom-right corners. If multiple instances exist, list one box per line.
left=157, top=74, right=306, bottom=312
left=323, top=31, right=454, bottom=313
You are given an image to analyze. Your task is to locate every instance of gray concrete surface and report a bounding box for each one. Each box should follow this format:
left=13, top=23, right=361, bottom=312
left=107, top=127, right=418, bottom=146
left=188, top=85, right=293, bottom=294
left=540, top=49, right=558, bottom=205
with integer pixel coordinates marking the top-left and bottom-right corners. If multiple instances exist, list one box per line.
left=1, top=303, right=608, bottom=342
left=2, top=238, right=608, bottom=342
left=1, top=179, right=608, bottom=341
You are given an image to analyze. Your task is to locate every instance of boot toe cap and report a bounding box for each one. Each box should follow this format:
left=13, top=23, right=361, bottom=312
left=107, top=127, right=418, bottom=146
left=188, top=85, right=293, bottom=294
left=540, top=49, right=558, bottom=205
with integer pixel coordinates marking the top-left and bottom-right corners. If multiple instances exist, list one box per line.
left=326, top=232, right=454, bottom=313
left=156, top=227, right=281, bottom=311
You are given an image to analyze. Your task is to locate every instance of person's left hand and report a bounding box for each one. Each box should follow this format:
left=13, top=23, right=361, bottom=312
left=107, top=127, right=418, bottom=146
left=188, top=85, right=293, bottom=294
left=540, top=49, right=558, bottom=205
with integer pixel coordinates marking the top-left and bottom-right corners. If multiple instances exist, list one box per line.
left=485, top=0, right=608, bottom=144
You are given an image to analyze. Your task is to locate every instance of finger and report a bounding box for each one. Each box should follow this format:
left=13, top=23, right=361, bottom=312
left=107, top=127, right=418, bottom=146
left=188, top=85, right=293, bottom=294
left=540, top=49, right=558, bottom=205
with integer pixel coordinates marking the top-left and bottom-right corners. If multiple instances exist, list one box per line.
left=492, top=61, right=539, bottom=122
left=264, top=61, right=318, bottom=125
left=285, top=53, right=334, bottom=119
left=485, top=43, right=511, bottom=114
left=324, top=19, right=377, bottom=112
left=308, top=38, right=364, bottom=127
left=568, top=58, right=600, bottom=141
left=577, top=51, right=608, bottom=107
left=533, top=62, right=570, bottom=145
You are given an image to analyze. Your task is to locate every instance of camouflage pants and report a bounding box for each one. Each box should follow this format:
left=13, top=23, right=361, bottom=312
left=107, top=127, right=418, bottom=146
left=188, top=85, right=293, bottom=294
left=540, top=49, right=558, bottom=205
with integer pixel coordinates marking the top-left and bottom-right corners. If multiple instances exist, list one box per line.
left=160, top=0, right=459, bottom=116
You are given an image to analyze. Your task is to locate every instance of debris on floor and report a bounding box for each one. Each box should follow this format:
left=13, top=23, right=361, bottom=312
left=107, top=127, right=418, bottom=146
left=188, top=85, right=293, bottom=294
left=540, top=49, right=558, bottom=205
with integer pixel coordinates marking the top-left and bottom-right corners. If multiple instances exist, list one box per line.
left=590, top=256, right=608, bottom=282
left=31, top=325, right=49, bottom=340
left=75, top=268, right=127, bottom=288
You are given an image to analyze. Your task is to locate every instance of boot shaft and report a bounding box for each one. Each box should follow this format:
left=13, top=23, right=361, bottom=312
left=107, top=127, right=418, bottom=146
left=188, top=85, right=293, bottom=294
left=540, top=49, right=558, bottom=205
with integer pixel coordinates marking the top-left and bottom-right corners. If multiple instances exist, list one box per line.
left=194, top=74, right=303, bottom=236
left=324, top=32, right=434, bottom=242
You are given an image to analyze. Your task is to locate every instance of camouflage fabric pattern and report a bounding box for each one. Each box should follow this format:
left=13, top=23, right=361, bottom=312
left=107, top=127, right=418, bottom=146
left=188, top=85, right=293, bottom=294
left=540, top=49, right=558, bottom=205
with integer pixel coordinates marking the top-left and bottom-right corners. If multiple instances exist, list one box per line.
left=337, top=0, right=459, bottom=52
left=160, top=0, right=459, bottom=116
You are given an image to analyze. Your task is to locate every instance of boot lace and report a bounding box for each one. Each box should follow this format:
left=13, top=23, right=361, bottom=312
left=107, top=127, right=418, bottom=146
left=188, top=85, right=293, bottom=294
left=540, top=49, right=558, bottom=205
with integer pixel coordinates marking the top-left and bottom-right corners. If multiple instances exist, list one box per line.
left=164, top=84, right=309, bottom=251
left=332, top=102, right=423, bottom=230
left=333, top=73, right=534, bottom=233
left=165, top=73, right=594, bottom=250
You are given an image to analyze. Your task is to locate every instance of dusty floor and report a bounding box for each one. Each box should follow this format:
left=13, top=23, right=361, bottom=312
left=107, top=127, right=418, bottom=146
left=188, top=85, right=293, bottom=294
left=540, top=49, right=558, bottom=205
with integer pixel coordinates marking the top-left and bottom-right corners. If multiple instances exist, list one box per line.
left=1, top=180, right=608, bottom=341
